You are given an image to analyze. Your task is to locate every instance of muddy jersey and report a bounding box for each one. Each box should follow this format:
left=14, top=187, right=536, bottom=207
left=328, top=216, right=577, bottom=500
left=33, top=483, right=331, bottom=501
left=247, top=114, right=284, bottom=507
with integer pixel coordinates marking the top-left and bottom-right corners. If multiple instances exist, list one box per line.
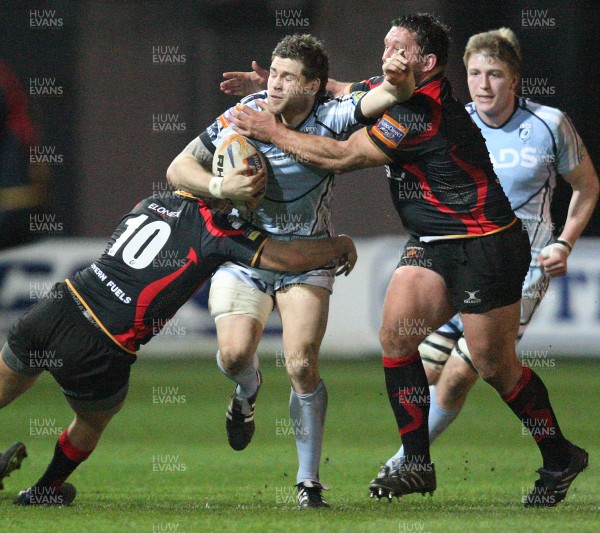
left=352, top=74, right=516, bottom=239
left=67, top=192, right=267, bottom=353
left=200, top=90, right=361, bottom=238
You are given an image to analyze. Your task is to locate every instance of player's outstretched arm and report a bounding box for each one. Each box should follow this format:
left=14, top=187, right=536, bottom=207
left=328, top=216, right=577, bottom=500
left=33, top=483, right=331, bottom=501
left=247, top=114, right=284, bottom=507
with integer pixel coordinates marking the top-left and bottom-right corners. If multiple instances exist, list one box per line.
left=219, top=59, right=355, bottom=98
left=260, top=235, right=357, bottom=276
left=231, top=104, right=390, bottom=174
left=166, top=138, right=265, bottom=201
left=360, top=50, right=415, bottom=118
left=327, top=78, right=353, bottom=97
left=220, top=61, right=269, bottom=96
left=538, top=155, right=599, bottom=276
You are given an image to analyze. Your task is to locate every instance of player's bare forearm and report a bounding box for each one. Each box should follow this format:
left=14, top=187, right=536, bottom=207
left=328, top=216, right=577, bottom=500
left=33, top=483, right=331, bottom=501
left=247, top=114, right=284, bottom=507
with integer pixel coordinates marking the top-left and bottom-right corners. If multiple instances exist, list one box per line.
left=327, top=78, right=352, bottom=97
left=272, top=125, right=389, bottom=173
left=273, top=124, right=350, bottom=172
left=260, top=235, right=357, bottom=275
left=167, top=137, right=266, bottom=201
left=167, top=137, right=215, bottom=195
left=361, top=50, right=415, bottom=118
left=538, top=156, right=599, bottom=277
left=166, top=153, right=212, bottom=196
left=559, top=156, right=599, bottom=246
left=360, top=77, right=414, bottom=118
left=231, top=103, right=388, bottom=174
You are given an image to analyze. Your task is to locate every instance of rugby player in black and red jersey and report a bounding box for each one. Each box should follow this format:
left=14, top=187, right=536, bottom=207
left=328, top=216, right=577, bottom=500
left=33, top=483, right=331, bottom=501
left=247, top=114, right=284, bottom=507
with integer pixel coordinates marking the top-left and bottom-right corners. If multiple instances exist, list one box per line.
left=0, top=166, right=357, bottom=506
left=229, top=13, right=587, bottom=507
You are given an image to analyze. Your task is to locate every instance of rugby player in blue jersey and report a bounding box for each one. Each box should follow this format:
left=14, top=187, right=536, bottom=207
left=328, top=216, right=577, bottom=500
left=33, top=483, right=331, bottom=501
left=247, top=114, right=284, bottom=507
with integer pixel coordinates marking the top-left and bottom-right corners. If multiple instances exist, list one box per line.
left=167, top=34, right=413, bottom=508
left=228, top=14, right=594, bottom=507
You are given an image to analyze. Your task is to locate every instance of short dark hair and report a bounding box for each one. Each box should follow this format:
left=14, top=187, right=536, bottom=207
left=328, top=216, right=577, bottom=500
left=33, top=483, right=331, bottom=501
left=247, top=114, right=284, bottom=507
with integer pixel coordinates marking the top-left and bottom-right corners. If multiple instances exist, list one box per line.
left=391, top=13, right=450, bottom=67
left=271, top=34, right=329, bottom=99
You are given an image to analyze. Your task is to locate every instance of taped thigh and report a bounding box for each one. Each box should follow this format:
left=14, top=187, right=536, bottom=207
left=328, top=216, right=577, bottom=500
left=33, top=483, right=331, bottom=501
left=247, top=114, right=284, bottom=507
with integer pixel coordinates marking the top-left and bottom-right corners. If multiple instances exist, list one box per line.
left=209, top=272, right=274, bottom=326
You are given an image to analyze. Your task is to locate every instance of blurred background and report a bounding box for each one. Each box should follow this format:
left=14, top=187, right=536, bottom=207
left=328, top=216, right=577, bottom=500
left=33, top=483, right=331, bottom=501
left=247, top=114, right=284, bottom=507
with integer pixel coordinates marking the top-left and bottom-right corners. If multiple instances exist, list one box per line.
left=2, top=0, right=599, bottom=237
left=1, top=0, right=599, bottom=357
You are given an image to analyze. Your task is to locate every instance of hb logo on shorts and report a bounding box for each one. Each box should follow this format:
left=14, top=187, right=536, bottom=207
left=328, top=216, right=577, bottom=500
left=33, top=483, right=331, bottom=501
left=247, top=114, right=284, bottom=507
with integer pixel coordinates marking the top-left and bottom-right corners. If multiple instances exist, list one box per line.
left=464, top=290, right=482, bottom=304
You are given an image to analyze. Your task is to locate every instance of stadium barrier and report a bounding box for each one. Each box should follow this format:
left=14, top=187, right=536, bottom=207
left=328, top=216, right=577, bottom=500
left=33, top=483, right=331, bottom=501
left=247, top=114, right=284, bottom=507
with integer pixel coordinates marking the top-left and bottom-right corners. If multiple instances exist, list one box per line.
left=1, top=237, right=598, bottom=358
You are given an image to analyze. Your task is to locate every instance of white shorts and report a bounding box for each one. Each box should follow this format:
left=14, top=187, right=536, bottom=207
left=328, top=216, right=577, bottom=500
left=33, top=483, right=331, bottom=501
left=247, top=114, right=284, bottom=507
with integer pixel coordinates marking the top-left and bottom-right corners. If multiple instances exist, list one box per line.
left=208, top=261, right=335, bottom=326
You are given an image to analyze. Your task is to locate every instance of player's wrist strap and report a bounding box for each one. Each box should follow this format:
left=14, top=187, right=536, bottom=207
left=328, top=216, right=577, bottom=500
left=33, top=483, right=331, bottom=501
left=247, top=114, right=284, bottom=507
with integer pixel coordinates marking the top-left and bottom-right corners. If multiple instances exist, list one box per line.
left=555, top=238, right=573, bottom=253
left=209, top=176, right=225, bottom=199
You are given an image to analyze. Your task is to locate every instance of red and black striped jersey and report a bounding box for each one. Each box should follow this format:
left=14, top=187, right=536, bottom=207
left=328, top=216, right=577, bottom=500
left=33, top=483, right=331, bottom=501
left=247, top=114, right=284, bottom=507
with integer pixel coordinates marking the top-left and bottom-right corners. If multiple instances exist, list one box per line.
left=67, top=192, right=267, bottom=354
left=352, top=74, right=515, bottom=238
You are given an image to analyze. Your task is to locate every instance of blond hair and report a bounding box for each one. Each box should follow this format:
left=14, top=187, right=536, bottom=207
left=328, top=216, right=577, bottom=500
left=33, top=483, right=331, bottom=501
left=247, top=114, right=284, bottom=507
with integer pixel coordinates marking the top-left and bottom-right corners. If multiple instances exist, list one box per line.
left=463, top=28, right=522, bottom=75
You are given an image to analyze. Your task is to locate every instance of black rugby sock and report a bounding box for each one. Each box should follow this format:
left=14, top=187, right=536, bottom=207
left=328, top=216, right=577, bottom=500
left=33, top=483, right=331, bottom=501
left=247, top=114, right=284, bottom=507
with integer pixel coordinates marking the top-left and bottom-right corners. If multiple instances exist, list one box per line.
left=503, top=366, right=571, bottom=471
left=383, top=353, right=431, bottom=465
left=35, top=430, right=93, bottom=488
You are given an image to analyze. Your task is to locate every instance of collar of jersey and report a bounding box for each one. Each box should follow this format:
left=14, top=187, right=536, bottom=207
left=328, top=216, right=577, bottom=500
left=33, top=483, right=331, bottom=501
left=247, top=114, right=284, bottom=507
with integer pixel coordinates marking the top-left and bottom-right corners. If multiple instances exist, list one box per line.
left=474, top=97, right=520, bottom=130
left=292, top=99, right=319, bottom=131
left=415, top=71, right=444, bottom=91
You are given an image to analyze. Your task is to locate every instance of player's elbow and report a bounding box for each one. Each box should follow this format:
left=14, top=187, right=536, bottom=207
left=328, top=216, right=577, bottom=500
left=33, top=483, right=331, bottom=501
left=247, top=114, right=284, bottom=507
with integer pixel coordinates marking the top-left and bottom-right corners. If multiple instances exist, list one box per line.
left=166, top=159, right=180, bottom=187
left=589, top=173, right=600, bottom=201
left=577, top=172, right=600, bottom=207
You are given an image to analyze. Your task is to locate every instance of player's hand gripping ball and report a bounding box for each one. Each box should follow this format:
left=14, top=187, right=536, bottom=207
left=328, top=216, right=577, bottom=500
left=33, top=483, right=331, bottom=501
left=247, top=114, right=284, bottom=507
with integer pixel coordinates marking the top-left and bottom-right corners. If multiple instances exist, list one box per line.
left=212, top=133, right=267, bottom=211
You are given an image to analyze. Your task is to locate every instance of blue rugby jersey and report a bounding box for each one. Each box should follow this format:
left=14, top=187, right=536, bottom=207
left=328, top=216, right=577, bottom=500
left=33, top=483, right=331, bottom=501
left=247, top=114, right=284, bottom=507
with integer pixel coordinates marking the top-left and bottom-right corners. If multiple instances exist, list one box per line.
left=467, top=97, right=586, bottom=263
left=200, top=91, right=362, bottom=238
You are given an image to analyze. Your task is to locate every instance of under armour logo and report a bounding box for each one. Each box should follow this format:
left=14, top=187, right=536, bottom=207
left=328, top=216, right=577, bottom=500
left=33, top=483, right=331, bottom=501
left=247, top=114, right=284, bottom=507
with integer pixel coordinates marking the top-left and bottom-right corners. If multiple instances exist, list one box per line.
left=464, top=290, right=482, bottom=304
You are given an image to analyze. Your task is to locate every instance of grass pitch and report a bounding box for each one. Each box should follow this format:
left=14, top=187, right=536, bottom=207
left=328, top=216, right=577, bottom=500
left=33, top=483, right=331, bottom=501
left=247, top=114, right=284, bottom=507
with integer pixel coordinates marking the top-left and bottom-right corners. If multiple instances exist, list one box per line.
left=1, top=358, right=598, bottom=532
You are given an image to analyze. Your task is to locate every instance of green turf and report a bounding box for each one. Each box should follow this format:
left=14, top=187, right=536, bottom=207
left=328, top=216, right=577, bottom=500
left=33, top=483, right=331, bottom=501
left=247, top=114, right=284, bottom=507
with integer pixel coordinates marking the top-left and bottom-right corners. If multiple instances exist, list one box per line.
left=1, top=358, right=598, bottom=532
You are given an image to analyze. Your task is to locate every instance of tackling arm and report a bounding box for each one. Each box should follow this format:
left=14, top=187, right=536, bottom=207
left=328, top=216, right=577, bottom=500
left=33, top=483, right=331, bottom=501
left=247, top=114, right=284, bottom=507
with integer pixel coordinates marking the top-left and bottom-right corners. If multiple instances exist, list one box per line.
left=259, top=235, right=357, bottom=276
left=232, top=104, right=390, bottom=174
left=218, top=61, right=377, bottom=101
left=360, top=50, right=415, bottom=118
left=327, top=79, right=353, bottom=97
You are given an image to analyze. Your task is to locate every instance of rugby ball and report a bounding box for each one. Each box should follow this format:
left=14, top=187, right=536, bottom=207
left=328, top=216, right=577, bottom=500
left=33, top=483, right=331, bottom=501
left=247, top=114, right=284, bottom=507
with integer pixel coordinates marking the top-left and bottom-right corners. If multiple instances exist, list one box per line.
left=212, top=133, right=266, bottom=210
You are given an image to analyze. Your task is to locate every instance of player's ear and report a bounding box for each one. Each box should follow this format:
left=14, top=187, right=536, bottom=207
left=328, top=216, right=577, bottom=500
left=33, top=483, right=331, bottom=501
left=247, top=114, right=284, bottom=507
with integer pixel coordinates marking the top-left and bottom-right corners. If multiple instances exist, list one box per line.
left=307, top=78, right=320, bottom=95
left=510, top=73, right=520, bottom=92
left=421, top=53, right=438, bottom=73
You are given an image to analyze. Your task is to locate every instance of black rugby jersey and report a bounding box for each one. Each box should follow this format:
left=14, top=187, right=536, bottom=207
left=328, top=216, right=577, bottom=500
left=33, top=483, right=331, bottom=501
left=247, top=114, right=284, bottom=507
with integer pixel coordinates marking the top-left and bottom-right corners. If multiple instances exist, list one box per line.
left=352, top=74, right=516, bottom=238
left=68, top=192, right=267, bottom=353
